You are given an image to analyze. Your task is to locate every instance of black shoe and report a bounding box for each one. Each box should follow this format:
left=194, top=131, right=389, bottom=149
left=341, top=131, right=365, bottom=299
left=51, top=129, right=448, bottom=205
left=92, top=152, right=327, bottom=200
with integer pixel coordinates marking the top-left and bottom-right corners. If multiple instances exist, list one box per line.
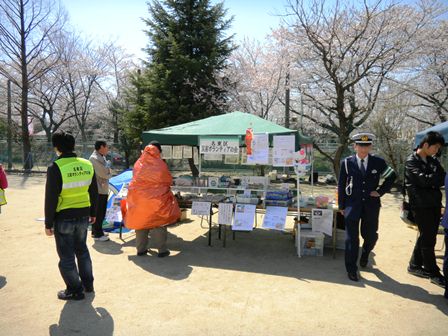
left=83, top=284, right=94, bottom=293
left=430, top=275, right=446, bottom=288
left=137, top=250, right=148, bottom=256
left=157, top=250, right=170, bottom=258
left=57, top=290, right=85, bottom=301
left=407, top=266, right=432, bottom=278
left=360, top=253, right=369, bottom=268
left=347, top=272, right=359, bottom=282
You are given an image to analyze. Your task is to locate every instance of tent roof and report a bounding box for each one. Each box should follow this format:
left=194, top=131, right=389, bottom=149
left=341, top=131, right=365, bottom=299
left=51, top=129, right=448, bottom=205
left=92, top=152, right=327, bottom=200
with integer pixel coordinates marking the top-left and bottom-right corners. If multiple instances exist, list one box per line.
left=142, top=111, right=312, bottom=146
left=414, top=121, right=448, bottom=148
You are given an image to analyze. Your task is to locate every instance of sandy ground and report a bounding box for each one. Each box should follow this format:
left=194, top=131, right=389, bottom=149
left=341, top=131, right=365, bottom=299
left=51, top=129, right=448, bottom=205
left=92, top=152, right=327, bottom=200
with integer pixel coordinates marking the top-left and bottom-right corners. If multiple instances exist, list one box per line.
left=0, top=174, right=447, bottom=336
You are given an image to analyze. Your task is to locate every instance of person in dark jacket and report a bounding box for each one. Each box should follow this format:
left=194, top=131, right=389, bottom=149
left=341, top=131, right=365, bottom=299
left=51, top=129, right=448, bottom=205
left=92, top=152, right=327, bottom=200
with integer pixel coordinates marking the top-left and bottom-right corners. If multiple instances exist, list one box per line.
left=45, top=131, right=98, bottom=300
left=338, top=132, right=396, bottom=282
left=405, top=131, right=445, bottom=287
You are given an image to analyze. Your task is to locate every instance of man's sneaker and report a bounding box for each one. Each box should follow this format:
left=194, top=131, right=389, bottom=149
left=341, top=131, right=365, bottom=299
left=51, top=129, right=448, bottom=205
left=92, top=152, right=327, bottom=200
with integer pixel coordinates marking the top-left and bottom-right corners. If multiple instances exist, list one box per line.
left=407, top=266, right=432, bottom=278
left=93, top=235, right=110, bottom=242
left=157, top=250, right=170, bottom=258
left=430, top=275, right=446, bottom=288
left=57, top=290, right=85, bottom=301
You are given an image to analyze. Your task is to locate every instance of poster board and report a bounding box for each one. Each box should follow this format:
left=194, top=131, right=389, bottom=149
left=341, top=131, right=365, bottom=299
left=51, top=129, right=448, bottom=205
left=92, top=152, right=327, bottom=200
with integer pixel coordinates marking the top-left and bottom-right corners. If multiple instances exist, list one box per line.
left=246, top=133, right=269, bottom=165
left=218, top=203, right=233, bottom=225
left=161, top=145, right=172, bottom=159
left=262, top=206, right=288, bottom=231
left=191, top=201, right=211, bottom=216
left=172, top=146, right=183, bottom=159
left=273, top=135, right=295, bottom=167
left=311, top=208, right=333, bottom=236
left=232, top=204, right=256, bottom=231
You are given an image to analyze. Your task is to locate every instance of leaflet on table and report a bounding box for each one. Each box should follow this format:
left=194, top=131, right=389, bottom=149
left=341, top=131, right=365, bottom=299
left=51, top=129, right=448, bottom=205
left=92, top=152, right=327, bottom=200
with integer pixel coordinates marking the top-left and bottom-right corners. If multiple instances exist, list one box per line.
left=246, top=133, right=269, bottom=165
left=273, top=135, right=295, bottom=167
left=232, top=204, right=256, bottom=231
left=262, top=206, right=287, bottom=231
left=218, top=203, right=233, bottom=225
left=311, top=208, right=333, bottom=236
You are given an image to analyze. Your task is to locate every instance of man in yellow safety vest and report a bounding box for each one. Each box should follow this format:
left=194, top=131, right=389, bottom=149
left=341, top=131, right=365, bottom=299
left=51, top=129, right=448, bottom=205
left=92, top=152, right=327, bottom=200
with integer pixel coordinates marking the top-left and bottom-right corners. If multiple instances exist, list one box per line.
left=44, top=131, right=98, bottom=300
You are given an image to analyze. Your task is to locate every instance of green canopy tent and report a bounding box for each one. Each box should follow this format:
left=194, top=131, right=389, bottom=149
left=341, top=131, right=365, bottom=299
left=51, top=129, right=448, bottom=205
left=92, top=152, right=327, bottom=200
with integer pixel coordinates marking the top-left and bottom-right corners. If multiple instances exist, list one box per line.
left=142, top=111, right=312, bottom=148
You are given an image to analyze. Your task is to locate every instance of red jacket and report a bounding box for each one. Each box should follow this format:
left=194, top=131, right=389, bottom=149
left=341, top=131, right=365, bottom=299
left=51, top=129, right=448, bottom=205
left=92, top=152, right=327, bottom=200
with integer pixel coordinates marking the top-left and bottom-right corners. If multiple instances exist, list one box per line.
left=0, top=166, right=7, bottom=189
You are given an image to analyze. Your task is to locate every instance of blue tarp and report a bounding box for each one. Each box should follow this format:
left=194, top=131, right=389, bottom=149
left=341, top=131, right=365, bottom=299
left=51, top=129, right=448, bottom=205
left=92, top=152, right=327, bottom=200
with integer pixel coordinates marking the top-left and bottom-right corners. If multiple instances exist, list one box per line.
left=414, top=121, right=448, bottom=148
left=109, top=169, right=133, bottom=194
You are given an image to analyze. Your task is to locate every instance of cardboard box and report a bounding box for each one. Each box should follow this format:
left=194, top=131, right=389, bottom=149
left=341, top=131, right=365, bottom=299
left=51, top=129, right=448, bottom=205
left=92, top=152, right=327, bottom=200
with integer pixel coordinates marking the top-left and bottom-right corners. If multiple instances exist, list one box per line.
left=300, top=231, right=324, bottom=256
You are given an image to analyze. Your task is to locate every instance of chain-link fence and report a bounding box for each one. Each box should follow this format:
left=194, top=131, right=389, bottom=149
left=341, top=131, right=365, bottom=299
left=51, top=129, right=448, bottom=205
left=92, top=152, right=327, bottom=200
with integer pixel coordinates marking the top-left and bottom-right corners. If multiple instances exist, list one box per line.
left=0, top=140, right=127, bottom=173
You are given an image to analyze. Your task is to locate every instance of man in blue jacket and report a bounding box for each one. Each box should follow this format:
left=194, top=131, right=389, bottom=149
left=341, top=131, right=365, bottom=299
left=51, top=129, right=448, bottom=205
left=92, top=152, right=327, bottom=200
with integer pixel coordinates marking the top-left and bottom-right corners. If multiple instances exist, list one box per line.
left=338, top=133, right=396, bottom=282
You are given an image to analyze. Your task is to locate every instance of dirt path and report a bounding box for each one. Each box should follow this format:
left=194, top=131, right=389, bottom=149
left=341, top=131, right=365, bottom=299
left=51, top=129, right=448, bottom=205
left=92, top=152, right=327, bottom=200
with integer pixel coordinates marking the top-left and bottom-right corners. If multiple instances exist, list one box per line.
left=0, top=175, right=446, bottom=336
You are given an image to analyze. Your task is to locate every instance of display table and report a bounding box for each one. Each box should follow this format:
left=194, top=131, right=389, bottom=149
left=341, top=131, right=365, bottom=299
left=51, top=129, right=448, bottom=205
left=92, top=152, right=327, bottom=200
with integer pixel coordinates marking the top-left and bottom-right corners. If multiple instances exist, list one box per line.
left=174, top=185, right=340, bottom=258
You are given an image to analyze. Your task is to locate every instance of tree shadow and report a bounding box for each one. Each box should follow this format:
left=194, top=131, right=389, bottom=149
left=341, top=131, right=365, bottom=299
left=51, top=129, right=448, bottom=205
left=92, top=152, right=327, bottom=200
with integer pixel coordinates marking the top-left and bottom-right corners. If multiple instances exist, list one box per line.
left=0, top=276, right=6, bottom=290
left=362, top=268, right=448, bottom=315
left=49, top=293, right=114, bottom=336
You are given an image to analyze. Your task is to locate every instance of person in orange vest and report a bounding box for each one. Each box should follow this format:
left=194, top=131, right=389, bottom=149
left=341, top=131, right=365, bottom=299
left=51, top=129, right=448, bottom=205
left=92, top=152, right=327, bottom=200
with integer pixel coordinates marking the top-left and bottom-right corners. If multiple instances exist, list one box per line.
left=125, top=140, right=180, bottom=257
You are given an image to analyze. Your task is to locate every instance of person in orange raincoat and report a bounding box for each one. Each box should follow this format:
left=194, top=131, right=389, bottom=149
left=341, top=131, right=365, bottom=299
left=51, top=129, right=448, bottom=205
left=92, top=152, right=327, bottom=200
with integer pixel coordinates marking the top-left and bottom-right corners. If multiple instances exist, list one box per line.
left=125, top=141, right=180, bottom=257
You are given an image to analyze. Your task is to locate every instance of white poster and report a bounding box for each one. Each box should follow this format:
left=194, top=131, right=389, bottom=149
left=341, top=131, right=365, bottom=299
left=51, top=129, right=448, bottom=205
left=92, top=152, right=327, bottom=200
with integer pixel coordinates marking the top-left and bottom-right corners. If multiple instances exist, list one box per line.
left=105, top=205, right=122, bottom=223
left=172, top=146, right=183, bottom=159
left=232, top=204, right=256, bottom=231
left=200, top=138, right=239, bottom=155
left=191, top=201, right=211, bottom=216
left=218, top=203, right=233, bottom=225
left=262, top=206, right=288, bottom=231
left=161, top=145, right=172, bottom=159
left=311, top=208, right=333, bottom=236
left=193, top=147, right=199, bottom=164
left=246, top=133, right=269, bottom=165
left=183, top=146, right=192, bottom=159
left=273, top=135, right=295, bottom=167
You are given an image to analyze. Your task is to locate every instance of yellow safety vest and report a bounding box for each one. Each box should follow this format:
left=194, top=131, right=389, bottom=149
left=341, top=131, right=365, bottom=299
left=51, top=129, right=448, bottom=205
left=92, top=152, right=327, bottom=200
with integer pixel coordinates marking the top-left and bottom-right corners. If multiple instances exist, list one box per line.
left=0, top=188, right=6, bottom=206
left=55, top=157, right=94, bottom=212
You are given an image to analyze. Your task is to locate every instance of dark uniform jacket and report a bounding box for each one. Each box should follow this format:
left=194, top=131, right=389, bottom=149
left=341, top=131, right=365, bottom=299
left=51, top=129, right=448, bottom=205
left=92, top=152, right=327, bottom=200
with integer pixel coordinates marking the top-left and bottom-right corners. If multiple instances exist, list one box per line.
left=338, top=154, right=396, bottom=221
left=404, top=152, right=445, bottom=209
left=44, top=153, right=98, bottom=229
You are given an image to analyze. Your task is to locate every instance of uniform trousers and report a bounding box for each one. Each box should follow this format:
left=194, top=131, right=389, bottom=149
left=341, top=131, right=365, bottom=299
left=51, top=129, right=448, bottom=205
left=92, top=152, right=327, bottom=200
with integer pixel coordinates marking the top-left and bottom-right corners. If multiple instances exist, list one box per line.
left=135, top=226, right=168, bottom=254
left=345, top=203, right=380, bottom=273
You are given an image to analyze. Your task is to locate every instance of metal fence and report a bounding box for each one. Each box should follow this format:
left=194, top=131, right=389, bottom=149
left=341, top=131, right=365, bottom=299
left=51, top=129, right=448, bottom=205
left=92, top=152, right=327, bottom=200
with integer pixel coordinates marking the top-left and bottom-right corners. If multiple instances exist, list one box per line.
left=0, top=140, right=125, bottom=172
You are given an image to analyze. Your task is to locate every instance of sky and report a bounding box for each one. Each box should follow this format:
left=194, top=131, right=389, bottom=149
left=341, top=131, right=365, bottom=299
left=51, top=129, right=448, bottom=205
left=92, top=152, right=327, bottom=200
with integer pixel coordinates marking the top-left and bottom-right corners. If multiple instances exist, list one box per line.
left=60, top=0, right=290, bottom=60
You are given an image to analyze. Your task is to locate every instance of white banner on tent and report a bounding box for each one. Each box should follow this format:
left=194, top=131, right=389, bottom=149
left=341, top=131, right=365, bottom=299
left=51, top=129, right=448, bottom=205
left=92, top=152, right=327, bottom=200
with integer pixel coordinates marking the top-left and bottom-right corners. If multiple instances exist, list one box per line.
left=199, top=138, right=239, bottom=155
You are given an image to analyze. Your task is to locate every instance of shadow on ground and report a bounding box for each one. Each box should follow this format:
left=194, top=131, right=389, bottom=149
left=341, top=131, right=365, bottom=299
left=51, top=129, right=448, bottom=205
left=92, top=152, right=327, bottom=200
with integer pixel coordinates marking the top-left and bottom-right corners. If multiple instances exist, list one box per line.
left=123, top=226, right=448, bottom=314
left=49, top=294, right=114, bottom=336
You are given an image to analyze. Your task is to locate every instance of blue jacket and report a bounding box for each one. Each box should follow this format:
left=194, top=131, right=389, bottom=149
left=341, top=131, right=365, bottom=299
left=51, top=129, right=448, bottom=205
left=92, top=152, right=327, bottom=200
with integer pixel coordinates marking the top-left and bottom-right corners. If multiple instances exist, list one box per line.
left=338, top=154, right=396, bottom=221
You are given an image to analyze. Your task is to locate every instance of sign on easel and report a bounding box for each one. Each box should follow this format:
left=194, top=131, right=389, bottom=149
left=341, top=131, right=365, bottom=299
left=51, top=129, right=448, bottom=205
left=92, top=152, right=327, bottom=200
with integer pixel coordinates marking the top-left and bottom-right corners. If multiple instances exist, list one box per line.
left=232, top=204, right=256, bottom=231
left=218, top=203, right=233, bottom=225
left=191, top=201, right=211, bottom=216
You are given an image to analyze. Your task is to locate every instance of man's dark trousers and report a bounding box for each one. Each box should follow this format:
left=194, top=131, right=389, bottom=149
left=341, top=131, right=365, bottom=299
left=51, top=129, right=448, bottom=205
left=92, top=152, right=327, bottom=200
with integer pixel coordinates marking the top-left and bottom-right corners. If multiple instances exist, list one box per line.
left=54, top=216, right=94, bottom=294
left=410, top=207, right=441, bottom=274
left=92, top=194, right=108, bottom=238
left=345, top=203, right=380, bottom=273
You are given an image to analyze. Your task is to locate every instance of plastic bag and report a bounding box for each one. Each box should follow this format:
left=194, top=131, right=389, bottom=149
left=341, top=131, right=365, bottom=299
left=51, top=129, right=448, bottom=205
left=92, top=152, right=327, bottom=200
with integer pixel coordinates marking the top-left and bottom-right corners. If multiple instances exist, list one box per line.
left=400, top=201, right=415, bottom=225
